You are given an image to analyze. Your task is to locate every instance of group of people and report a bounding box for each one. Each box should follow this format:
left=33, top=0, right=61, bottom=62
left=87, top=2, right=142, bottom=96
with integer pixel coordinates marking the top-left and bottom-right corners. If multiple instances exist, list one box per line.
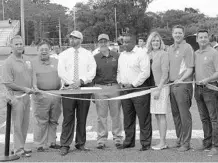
left=1, top=24, right=218, bottom=158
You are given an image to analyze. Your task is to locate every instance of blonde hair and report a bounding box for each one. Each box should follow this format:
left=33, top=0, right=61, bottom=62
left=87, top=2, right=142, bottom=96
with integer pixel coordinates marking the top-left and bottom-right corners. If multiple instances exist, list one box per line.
left=146, top=31, right=165, bottom=54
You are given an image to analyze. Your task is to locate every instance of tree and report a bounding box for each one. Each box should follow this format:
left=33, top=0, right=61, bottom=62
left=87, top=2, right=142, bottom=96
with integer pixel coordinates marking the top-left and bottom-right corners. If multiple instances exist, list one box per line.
left=69, top=0, right=154, bottom=43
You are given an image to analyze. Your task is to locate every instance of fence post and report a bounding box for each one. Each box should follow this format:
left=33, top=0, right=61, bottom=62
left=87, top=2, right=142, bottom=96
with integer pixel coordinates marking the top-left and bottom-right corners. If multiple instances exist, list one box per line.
left=0, top=102, right=20, bottom=161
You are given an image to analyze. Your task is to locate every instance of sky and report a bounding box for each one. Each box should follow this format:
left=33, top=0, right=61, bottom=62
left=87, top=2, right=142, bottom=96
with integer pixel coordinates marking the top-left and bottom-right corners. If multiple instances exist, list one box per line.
left=50, top=0, right=218, bottom=17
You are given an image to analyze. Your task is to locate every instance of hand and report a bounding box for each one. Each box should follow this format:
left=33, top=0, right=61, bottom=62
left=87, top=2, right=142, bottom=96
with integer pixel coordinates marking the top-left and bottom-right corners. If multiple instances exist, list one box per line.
left=123, top=84, right=133, bottom=88
left=198, top=78, right=210, bottom=85
left=72, top=80, right=82, bottom=88
left=33, top=87, right=42, bottom=95
left=152, top=89, right=161, bottom=100
left=174, top=79, right=183, bottom=84
left=24, top=88, right=35, bottom=94
left=118, top=83, right=124, bottom=88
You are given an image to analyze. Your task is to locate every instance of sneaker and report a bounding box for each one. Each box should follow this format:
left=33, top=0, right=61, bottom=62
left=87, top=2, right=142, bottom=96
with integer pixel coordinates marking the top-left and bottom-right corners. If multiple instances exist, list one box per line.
left=207, top=148, right=218, bottom=156
left=15, top=149, right=31, bottom=157
left=24, top=148, right=32, bottom=154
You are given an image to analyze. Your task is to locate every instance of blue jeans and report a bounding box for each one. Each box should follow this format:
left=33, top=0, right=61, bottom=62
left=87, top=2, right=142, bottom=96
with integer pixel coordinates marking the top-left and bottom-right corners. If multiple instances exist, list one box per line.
left=194, top=85, right=218, bottom=147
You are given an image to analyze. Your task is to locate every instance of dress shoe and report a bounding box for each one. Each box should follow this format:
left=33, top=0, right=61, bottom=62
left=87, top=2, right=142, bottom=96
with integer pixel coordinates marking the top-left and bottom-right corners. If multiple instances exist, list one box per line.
left=115, top=143, right=122, bottom=149
left=177, top=145, right=190, bottom=152
left=75, top=146, right=91, bottom=151
left=195, top=144, right=212, bottom=152
left=139, top=145, right=150, bottom=151
left=49, top=144, right=61, bottom=149
left=117, top=144, right=135, bottom=149
left=170, top=143, right=181, bottom=149
left=60, top=147, right=69, bottom=156
left=37, top=147, right=45, bottom=152
left=97, top=144, right=106, bottom=149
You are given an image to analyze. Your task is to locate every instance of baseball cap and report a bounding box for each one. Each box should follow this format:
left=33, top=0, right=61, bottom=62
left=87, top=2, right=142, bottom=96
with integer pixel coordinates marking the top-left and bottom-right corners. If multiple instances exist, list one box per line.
left=214, top=43, right=218, bottom=49
left=70, top=30, right=83, bottom=40
left=98, top=34, right=109, bottom=41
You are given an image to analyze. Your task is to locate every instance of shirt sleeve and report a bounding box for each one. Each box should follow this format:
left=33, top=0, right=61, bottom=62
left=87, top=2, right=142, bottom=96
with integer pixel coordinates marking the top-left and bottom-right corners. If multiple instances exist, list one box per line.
left=117, top=55, right=121, bottom=84
left=57, top=52, right=73, bottom=85
left=132, top=53, right=150, bottom=87
left=1, top=61, right=14, bottom=84
left=160, top=52, right=169, bottom=82
left=184, top=44, right=194, bottom=68
left=213, top=51, right=218, bottom=72
left=80, top=51, right=97, bottom=84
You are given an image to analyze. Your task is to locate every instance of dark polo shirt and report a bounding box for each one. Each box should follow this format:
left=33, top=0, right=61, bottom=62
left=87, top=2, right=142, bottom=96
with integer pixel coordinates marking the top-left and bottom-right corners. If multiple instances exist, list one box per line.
left=31, top=57, right=61, bottom=90
left=195, top=46, right=218, bottom=82
left=168, top=40, right=194, bottom=81
left=94, top=50, right=119, bottom=85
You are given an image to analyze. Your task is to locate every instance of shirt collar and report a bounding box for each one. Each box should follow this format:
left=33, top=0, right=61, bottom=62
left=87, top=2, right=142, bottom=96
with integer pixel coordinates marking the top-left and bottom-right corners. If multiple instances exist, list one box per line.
left=39, top=56, right=51, bottom=65
left=172, top=40, right=186, bottom=50
left=196, top=45, right=212, bottom=54
left=100, top=50, right=113, bottom=58
left=11, top=54, right=25, bottom=63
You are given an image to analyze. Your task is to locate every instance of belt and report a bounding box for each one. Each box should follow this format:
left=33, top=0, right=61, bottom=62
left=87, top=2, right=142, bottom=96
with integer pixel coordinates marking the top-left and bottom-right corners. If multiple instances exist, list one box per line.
left=196, top=84, right=206, bottom=88
left=97, top=83, right=117, bottom=86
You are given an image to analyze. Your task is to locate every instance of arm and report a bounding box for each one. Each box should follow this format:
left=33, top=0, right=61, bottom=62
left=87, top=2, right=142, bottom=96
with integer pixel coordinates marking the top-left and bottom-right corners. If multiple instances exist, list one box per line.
left=117, top=55, right=121, bottom=84
left=132, top=54, right=150, bottom=87
left=2, top=62, right=33, bottom=94
left=80, top=52, right=97, bottom=84
left=57, top=52, right=73, bottom=85
left=200, top=52, right=218, bottom=84
left=158, top=52, right=169, bottom=89
left=176, top=45, right=194, bottom=82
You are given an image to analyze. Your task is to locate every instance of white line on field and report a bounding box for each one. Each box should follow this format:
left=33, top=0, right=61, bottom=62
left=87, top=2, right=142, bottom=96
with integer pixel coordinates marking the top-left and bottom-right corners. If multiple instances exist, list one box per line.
left=0, top=130, right=204, bottom=144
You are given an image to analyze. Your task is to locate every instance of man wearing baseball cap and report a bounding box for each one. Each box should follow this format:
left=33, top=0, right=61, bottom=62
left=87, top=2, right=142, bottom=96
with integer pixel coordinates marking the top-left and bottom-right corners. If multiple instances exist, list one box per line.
left=93, top=33, right=123, bottom=149
left=58, top=30, right=96, bottom=156
left=92, top=34, right=111, bottom=56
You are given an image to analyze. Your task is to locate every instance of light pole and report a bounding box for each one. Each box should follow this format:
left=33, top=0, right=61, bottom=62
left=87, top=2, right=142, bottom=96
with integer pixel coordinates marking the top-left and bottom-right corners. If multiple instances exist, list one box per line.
left=20, top=0, right=25, bottom=45
left=2, top=0, right=4, bottom=20
left=73, top=7, right=76, bottom=30
left=114, top=4, right=118, bottom=42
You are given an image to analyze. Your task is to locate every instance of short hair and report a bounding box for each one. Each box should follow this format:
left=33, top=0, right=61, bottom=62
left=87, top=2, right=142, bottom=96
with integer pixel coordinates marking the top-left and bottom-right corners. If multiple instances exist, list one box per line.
left=197, top=29, right=209, bottom=37
left=37, top=40, right=51, bottom=49
left=138, top=37, right=145, bottom=42
left=172, top=25, right=185, bottom=33
left=145, top=31, right=165, bottom=53
left=10, top=35, right=23, bottom=45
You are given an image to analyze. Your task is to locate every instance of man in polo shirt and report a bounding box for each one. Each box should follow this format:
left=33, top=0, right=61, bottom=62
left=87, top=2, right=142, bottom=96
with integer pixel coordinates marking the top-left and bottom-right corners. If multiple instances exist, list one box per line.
left=58, top=30, right=96, bottom=156
left=2, top=35, right=35, bottom=157
left=117, top=34, right=151, bottom=151
left=94, top=33, right=122, bottom=149
left=92, top=34, right=111, bottom=56
left=31, top=41, right=62, bottom=152
left=194, top=29, right=218, bottom=156
left=168, top=25, right=194, bottom=152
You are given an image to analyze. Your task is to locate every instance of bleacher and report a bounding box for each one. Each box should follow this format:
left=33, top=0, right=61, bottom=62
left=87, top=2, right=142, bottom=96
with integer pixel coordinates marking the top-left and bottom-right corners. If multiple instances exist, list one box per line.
left=0, top=20, right=20, bottom=47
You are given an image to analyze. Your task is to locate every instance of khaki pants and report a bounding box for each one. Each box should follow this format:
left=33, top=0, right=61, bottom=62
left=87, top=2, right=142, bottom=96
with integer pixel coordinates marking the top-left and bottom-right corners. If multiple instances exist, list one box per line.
left=32, top=94, right=61, bottom=147
left=11, top=94, right=30, bottom=152
left=94, top=84, right=122, bottom=145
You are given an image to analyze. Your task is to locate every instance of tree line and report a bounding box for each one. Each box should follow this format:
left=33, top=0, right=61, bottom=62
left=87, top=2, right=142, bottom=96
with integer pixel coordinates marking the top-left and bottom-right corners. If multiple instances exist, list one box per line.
left=0, top=0, right=218, bottom=45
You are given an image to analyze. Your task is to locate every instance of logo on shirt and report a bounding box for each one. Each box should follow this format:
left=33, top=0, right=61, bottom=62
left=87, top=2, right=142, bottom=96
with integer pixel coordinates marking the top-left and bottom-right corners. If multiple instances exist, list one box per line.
left=25, top=61, right=31, bottom=69
left=112, top=58, right=117, bottom=62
